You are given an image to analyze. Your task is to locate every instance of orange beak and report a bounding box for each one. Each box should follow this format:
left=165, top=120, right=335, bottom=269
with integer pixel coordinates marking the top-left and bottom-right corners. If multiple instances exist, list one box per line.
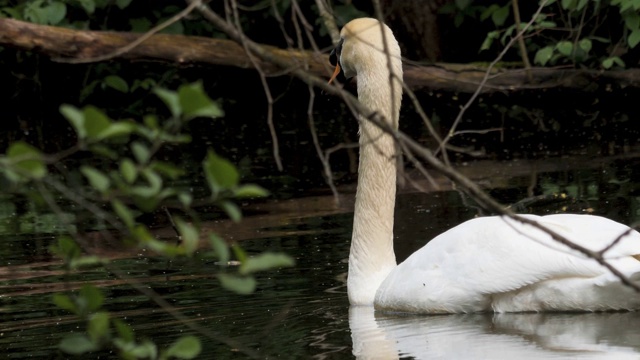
left=328, top=63, right=341, bottom=84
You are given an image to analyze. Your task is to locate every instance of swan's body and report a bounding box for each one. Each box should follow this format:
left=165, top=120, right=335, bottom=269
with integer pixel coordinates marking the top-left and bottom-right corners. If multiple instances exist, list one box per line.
left=329, top=18, right=640, bottom=313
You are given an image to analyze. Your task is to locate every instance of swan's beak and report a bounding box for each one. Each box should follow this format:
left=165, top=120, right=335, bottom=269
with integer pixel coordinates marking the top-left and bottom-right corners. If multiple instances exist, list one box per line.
left=328, top=63, right=341, bottom=84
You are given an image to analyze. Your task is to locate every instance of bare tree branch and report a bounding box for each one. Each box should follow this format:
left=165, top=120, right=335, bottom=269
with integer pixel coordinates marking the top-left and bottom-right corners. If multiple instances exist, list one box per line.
left=512, top=0, right=533, bottom=81
left=314, top=0, right=340, bottom=45
left=228, top=0, right=283, bottom=171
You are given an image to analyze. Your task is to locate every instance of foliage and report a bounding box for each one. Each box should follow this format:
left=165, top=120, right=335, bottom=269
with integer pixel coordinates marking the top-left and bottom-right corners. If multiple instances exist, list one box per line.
left=0, top=82, right=293, bottom=358
left=442, top=0, right=640, bottom=69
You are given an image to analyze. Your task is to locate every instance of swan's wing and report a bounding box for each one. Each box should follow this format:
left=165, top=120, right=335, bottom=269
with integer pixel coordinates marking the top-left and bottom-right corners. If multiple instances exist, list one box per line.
left=439, top=214, right=640, bottom=294
left=376, top=214, right=640, bottom=312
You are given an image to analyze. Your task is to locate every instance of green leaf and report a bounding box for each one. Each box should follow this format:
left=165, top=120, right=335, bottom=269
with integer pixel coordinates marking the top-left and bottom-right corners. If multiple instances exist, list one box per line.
left=78, top=0, right=95, bottom=14
left=175, top=218, right=199, bottom=255
left=576, top=0, right=588, bottom=10
left=143, top=114, right=159, bottom=129
left=239, top=252, right=295, bottom=275
left=217, top=273, right=256, bottom=294
left=143, top=237, right=181, bottom=256
left=7, top=141, right=47, bottom=180
left=134, top=226, right=182, bottom=256
left=46, top=1, right=66, bottom=24
left=602, top=58, right=614, bottom=69
left=81, top=166, right=111, bottom=193
left=53, top=294, right=77, bottom=314
left=131, top=141, right=150, bottom=164
left=50, top=236, right=81, bottom=261
left=453, top=13, right=463, bottom=29
left=178, top=192, right=193, bottom=207
left=561, top=0, right=575, bottom=9
left=153, top=87, right=181, bottom=118
left=231, top=244, right=247, bottom=263
left=1, top=6, right=22, bottom=18
left=120, top=158, right=138, bottom=184
left=26, top=1, right=67, bottom=25
left=209, top=233, right=229, bottom=264
left=59, top=334, right=98, bottom=354
left=219, top=200, right=242, bottom=222
left=588, top=36, right=610, bottom=43
left=70, top=255, right=108, bottom=269
left=80, top=284, right=104, bottom=312
left=113, top=319, right=134, bottom=342
left=480, top=31, right=498, bottom=52
left=83, top=106, right=111, bottom=140
left=491, top=5, right=510, bottom=27
left=97, top=122, right=136, bottom=140
left=556, top=41, right=573, bottom=56
left=614, top=0, right=628, bottom=9
left=141, top=168, right=162, bottom=194
left=578, top=38, right=592, bottom=53
left=624, top=12, right=640, bottom=30
left=602, top=56, right=625, bottom=69
left=150, top=161, right=184, bottom=179
left=203, top=150, right=239, bottom=195
left=178, top=82, right=224, bottom=119
left=88, top=312, right=110, bottom=342
left=130, top=17, right=153, bottom=33
left=629, top=29, right=640, bottom=48
left=89, top=144, right=118, bottom=159
left=534, top=46, right=554, bottom=66
left=165, top=336, right=201, bottom=359
left=234, top=184, right=269, bottom=198
left=160, top=19, right=184, bottom=35
left=538, top=21, right=557, bottom=28
left=112, top=199, right=135, bottom=228
left=130, top=340, right=158, bottom=359
left=131, top=225, right=154, bottom=243
left=480, top=4, right=500, bottom=21
left=454, top=0, right=472, bottom=9
left=132, top=78, right=157, bottom=92
left=103, top=75, right=129, bottom=92
left=500, top=24, right=515, bottom=45
left=116, top=0, right=133, bottom=9
left=60, top=105, right=86, bottom=139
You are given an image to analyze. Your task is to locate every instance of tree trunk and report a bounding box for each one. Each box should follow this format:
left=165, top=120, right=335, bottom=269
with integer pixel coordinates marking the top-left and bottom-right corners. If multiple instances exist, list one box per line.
left=381, top=0, right=449, bottom=62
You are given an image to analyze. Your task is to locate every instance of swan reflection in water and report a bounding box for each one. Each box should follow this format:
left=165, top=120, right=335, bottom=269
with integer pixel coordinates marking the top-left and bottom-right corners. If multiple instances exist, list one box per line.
left=349, top=307, right=640, bottom=359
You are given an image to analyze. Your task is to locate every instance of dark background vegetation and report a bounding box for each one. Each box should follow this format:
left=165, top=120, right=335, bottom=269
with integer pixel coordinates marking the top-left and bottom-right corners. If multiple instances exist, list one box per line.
left=2, top=0, right=640, bottom=196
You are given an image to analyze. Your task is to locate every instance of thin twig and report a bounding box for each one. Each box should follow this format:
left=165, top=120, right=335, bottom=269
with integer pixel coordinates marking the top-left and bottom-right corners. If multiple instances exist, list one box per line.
left=306, top=85, right=340, bottom=202
left=56, top=0, right=202, bottom=64
left=512, top=0, right=533, bottom=81
left=229, top=0, right=283, bottom=171
left=314, top=0, right=340, bottom=44
left=439, top=0, right=550, bottom=164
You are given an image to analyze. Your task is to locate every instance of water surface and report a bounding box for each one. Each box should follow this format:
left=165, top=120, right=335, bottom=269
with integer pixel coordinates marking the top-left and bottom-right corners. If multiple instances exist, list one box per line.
left=2, top=155, right=640, bottom=359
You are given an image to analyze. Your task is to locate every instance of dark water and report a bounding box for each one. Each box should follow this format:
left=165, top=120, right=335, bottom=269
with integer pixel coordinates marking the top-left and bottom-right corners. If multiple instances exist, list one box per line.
left=2, top=156, right=640, bottom=359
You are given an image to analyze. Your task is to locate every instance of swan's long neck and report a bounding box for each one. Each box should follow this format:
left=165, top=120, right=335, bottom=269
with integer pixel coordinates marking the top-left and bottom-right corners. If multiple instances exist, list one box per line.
left=348, top=66, right=403, bottom=306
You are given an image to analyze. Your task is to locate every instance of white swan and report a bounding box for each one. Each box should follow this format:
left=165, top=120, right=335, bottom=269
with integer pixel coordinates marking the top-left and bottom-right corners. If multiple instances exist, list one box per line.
left=328, top=17, right=640, bottom=313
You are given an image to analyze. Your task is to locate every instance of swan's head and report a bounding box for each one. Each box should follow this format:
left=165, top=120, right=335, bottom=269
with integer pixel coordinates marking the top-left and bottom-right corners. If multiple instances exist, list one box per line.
left=329, top=18, right=401, bottom=84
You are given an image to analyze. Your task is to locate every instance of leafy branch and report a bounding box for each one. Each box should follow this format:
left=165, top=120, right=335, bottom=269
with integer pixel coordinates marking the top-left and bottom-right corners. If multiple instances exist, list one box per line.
left=0, top=82, right=294, bottom=358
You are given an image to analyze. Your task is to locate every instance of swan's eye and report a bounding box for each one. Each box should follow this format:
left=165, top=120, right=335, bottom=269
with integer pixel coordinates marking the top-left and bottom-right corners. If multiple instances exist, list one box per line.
left=329, top=38, right=344, bottom=66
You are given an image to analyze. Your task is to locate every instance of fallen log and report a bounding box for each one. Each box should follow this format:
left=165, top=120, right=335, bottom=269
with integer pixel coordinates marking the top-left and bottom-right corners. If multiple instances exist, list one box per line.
left=1, top=18, right=639, bottom=94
